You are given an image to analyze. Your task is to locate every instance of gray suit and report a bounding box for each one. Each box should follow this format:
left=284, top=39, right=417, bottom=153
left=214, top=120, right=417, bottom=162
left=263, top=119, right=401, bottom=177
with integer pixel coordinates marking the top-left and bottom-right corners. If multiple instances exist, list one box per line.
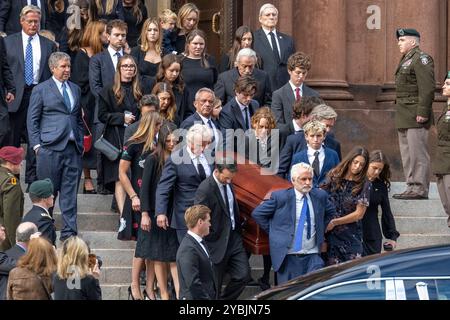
left=27, top=78, right=83, bottom=240
left=271, top=82, right=319, bottom=127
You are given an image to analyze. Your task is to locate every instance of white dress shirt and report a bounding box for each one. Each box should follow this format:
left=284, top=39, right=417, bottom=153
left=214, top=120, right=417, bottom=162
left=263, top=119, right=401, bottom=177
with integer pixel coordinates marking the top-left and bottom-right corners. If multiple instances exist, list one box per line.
left=262, top=27, right=281, bottom=57
left=186, top=146, right=212, bottom=178
left=22, top=31, right=41, bottom=85
left=235, top=97, right=251, bottom=130
left=197, top=113, right=220, bottom=148
left=53, top=76, right=75, bottom=141
left=289, top=81, right=304, bottom=99
left=108, top=46, right=124, bottom=70
left=212, top=173, right=235, bottom=230
left=307, top=145, right=325, bottom=173
left=187, top=230, right=209, bottom=257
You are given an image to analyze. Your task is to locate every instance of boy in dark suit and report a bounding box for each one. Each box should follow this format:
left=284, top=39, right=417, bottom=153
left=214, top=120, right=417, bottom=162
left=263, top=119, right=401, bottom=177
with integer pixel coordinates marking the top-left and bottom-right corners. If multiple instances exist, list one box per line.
left=176, top=205, right=217, bottom=300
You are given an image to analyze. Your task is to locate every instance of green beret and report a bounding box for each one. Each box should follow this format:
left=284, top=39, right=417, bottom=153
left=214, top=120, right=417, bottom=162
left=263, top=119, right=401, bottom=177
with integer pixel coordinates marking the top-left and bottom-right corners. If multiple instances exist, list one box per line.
left=29, top=178, right=54, bottom=198
left=396, top=28, right=420, bottom=39
left=447, top=71, right=450, bottom=79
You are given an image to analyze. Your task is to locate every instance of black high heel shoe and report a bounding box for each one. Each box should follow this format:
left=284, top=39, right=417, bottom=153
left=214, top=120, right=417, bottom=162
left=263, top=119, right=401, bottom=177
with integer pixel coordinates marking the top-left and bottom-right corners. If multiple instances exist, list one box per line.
left=143, top=289, right=156, bottom=300
left=128, top=286, right=142, bottom=300
left=83, top=179, right=97, bottom=194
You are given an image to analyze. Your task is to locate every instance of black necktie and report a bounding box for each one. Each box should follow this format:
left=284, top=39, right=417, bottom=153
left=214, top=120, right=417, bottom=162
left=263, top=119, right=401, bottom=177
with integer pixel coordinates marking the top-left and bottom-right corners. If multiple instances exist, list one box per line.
left=31, top=0, right=38, bottom=6
left=243, top=107, right=249, bottom=130
left=269, top=31, right=281, bottom=63
left=196, top=158, right=206, bottom=180
left=207, top=120, right=215, bottom=143
left=312, top=151, right=320, bottom=177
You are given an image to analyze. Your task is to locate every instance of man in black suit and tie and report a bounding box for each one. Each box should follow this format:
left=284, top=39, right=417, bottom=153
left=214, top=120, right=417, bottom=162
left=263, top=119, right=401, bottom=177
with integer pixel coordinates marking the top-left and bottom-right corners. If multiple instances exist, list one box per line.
left=253, top=3, right=295, bottom=91
left=214, top=48, right=272, bottom=107
left=89, top=19, right=127, bottom=195
left=156, top=124, right=213, bottom=243
left=194, top=160, right=249, bottom=300
left=0, top=221, right=38, bottom=300
left=218, top=75, right=260, bottom=153
left=272, top=52, right=319, bottom=130
left=0, top=0, right=47, bottom=36
left=0, top=36, right=15, bottom=147
left=27, top=52, right=84, bottom=242
left=22, top=178, right=56, bottom=246
left=4, top=5, right=56, bottom=186
left=176, top=205, right=217, bottom=300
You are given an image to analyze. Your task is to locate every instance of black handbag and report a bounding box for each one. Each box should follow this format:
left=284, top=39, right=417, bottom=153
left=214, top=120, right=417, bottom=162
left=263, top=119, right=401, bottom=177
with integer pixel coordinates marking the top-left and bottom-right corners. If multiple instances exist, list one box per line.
left=94, top=118, right=122, bottom=161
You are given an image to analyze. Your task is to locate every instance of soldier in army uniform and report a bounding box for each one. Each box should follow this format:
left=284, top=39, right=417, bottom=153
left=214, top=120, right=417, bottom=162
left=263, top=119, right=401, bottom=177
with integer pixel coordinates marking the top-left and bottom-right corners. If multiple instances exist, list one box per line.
left=0, top=146, right=24, bottom=251
left=393, top=28, right=435, bottom=200
left=22, top=178, right=56, bottom=246
left=434, top=72, right=450, bottom=227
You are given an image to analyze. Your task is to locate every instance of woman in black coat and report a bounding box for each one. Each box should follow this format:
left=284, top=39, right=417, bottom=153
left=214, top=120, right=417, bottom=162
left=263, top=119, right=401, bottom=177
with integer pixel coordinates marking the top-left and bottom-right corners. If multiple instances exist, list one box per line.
left=362, top=150, right=400, bottom=255
left=98, top=55, right=142, bottom=213
left=120, top=0, right=147, bottom=48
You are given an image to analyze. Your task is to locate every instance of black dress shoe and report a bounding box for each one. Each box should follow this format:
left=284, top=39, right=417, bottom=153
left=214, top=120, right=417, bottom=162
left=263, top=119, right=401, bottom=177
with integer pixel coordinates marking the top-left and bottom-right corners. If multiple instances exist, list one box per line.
left=258, top=277, right=271, bottom=291
left=83, top=187, right=97, bottom=194
left=399, top=192, right=428, bottom=200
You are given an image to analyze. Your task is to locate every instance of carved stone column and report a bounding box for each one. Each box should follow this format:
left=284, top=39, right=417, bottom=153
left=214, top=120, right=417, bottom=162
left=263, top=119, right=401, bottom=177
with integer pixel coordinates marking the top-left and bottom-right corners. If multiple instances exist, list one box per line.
left=295, top=0, right=353, bottom=100
left=377, top=0, right=442, bottom=101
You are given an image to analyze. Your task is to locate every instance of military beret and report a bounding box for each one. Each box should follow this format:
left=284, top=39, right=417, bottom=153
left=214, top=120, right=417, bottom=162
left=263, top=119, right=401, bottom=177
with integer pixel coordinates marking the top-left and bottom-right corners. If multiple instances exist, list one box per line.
left=29, top=178, right=54, bottom=198
left=0, top=146, right=24, bottom=165
left=396, top=28, right=420, bottom=39
left=446, top=71, right=450, bottom=80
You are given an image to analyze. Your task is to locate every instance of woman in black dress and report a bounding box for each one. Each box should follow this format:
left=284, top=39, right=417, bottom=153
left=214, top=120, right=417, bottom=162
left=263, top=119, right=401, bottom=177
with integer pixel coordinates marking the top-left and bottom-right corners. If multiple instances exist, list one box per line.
left=120, top=0, right=147, bottom=48
left=362, top=150, right=399, bottom=255
left=131, top=17, right=161, bottom=79
left=45, top=0, right=68, bottom=45
left=219, top=25, right=262, bottom=73
left=174, top=2, right=199, bottom=54
left=156, top=53, right=191, bottom=121
left=118, top=112, right=163, bottom=300
left=151, top=82, right=179, bottom=126
left=71, top=20, right=108, bottom=194
left=98, top=55, right=142, bottom=214
left=89, top=0, right=124, bottom=21
left=179, top=29, right=218, bottom=112
left=322, top=146, right=370, bottom=265
left=139, top=128, right=180, bottom=300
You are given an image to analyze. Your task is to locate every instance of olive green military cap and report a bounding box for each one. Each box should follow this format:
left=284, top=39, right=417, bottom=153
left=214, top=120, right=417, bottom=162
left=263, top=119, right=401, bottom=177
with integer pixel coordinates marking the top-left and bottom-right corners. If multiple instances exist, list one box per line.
left=396, top=28, right=420, bottom=39
left=29, top=178, right=54, bottom=198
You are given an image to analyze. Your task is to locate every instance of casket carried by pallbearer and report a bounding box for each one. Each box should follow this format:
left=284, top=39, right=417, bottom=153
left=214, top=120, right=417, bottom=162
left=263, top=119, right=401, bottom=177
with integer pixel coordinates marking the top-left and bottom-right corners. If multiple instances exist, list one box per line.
left=232, top=155, right=292, bottom=255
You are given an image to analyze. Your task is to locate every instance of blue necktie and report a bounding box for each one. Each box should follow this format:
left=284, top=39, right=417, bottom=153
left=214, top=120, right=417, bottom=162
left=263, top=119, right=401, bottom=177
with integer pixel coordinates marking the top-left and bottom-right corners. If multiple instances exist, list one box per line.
left=62, top=82, right=71, bottom=111
left=31, top=0, right=38, bottom=6
left=293, top=195, right=311, bottom=252
left=24, top=36, right=33, bottom=86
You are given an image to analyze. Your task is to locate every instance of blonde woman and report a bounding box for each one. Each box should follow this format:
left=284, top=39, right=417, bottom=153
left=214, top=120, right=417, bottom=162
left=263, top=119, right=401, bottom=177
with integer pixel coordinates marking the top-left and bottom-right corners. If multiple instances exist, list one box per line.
left=174, top=2, right=199, bottom=54
left=131, top=18, right=162, bottom=78
left=53, top=236, right=102, bottom=300
left=119, top=112, right=163, bottom=300
left=7, top=237, right=57, bottom=300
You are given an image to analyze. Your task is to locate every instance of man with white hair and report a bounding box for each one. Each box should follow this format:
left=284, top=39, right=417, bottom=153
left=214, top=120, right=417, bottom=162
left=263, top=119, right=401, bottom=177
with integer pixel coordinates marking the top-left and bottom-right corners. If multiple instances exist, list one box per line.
left=214, top=48, right=272, bottom=106
left=253, top=3, right=295, bottom=91
left=156, top=123, right=214, bottom=242
left=393, top=28, right=435, bottom=200
left=252, top=162, right=335, bottom=284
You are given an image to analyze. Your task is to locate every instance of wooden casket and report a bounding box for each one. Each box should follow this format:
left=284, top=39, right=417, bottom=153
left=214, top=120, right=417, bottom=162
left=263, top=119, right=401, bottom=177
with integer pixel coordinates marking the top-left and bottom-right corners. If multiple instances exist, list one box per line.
left=232, top=155, right=292, bottom=255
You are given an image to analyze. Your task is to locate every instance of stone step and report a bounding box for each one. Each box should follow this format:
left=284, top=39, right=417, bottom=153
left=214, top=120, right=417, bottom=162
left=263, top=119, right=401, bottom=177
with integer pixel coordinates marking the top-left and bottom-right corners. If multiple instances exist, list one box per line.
left=389, top=182, right=439, bottom=199
left=77, top=231, right=136, bottom=250
left=394, top=216, right=450, bottom=234
left=396, top=234, right=450, bottom=249
left=100, top=283, right=263, bottom=300
left=53, top=212, right=119, bottom=232
left=390, top=199, right=446, bottom=217
left=23, top=194, right=114, bottom=214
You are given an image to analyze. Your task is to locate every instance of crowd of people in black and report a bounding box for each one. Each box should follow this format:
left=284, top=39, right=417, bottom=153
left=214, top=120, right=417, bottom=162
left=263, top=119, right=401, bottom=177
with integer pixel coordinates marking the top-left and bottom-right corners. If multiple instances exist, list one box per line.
left=0, top=1, right=405, bottom=300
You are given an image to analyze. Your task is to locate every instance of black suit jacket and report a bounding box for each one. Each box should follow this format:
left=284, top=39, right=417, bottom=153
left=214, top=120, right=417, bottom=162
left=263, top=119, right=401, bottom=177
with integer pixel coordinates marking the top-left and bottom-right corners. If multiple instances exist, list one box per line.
left=0, top=0, right=47, bottom=35
left=214, top=67, right=272, bottom=107
left=0, top=250, right=17, bottom=300
left=4, top=33, right=56, bottom=112
left=22, top=205, right=56, bottom=246
left=176, top=233, right=217, bottom=300
left=4, top=244, right=25, bottom=261
left=0, top=37, right=15, bottom=105
left=194, top=175, right=241, bottom=264
left=253, top=28, right=295, bottom=91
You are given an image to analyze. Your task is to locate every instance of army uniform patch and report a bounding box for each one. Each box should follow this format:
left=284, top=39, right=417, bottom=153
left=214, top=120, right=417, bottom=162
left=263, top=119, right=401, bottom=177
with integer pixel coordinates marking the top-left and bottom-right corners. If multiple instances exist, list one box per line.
left=421, top=56, right=430, bottom=65
left=402, top=59, right=412, bottom=67
left=10, top=177, right=17, bottom=185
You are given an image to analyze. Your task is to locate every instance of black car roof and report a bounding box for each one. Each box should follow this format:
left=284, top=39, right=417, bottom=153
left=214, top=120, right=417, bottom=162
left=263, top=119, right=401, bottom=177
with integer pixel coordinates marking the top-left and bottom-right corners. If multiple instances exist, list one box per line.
left=254, top=244, right=450, bottom=300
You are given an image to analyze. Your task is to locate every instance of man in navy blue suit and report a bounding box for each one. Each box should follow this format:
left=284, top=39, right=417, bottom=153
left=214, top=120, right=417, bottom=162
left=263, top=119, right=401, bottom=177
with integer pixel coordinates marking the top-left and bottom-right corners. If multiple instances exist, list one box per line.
left=27, top=52, right=84, bottom=242
left=252, top=162, right=335, bottom=284
left=155, top=123, right=214, bottom=243
left=290, top=121, right=339, bottom=187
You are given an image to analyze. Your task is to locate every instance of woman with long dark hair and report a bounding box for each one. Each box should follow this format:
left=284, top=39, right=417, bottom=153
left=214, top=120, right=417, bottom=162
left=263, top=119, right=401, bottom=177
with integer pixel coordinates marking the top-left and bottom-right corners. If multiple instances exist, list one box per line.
left=322, top=146, right=370, bottom=265
left=152, top=82, right=179, bottom=126
left=362, top=150, right=399, bottom=255
left=139, top=128, right=180, bottom=300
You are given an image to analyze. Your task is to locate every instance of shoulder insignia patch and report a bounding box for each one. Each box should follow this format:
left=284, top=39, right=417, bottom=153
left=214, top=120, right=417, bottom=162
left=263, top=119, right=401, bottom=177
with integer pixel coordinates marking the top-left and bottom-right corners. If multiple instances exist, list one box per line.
left=10, top=177, right=17, bottom=185
left=421, top=56, right=430, bottom=65
left=402, top=59, right=412, bottom=67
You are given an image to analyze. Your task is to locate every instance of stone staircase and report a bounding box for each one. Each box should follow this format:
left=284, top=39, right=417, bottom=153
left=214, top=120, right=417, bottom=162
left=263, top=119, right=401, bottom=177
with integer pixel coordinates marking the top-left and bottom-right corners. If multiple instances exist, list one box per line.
left=20, top=178, right=449, bottom=300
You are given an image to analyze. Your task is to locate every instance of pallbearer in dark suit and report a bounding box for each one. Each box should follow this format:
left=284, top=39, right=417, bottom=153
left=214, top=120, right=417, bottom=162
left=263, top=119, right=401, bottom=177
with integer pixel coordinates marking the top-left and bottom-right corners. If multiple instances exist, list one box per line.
left=4, top=5, right=56, bottom=185
left=176, top=205, right=217, bottom=300
left=253, top=3, right=295, bottom=91
left=22, top=179, right=57, bottom=246
left=27, top=52, right=84, bottom=242
left=252, top=163, right=335, bottom=284
left=194, top=160, right=249, bottom=300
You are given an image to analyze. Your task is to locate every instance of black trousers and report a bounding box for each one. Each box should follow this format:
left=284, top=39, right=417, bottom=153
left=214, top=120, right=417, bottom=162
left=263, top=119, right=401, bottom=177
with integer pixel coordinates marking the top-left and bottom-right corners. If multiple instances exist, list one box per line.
left=8, top=86, right=37, bottom=184
left=214, top=230, right=249, bottom=300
